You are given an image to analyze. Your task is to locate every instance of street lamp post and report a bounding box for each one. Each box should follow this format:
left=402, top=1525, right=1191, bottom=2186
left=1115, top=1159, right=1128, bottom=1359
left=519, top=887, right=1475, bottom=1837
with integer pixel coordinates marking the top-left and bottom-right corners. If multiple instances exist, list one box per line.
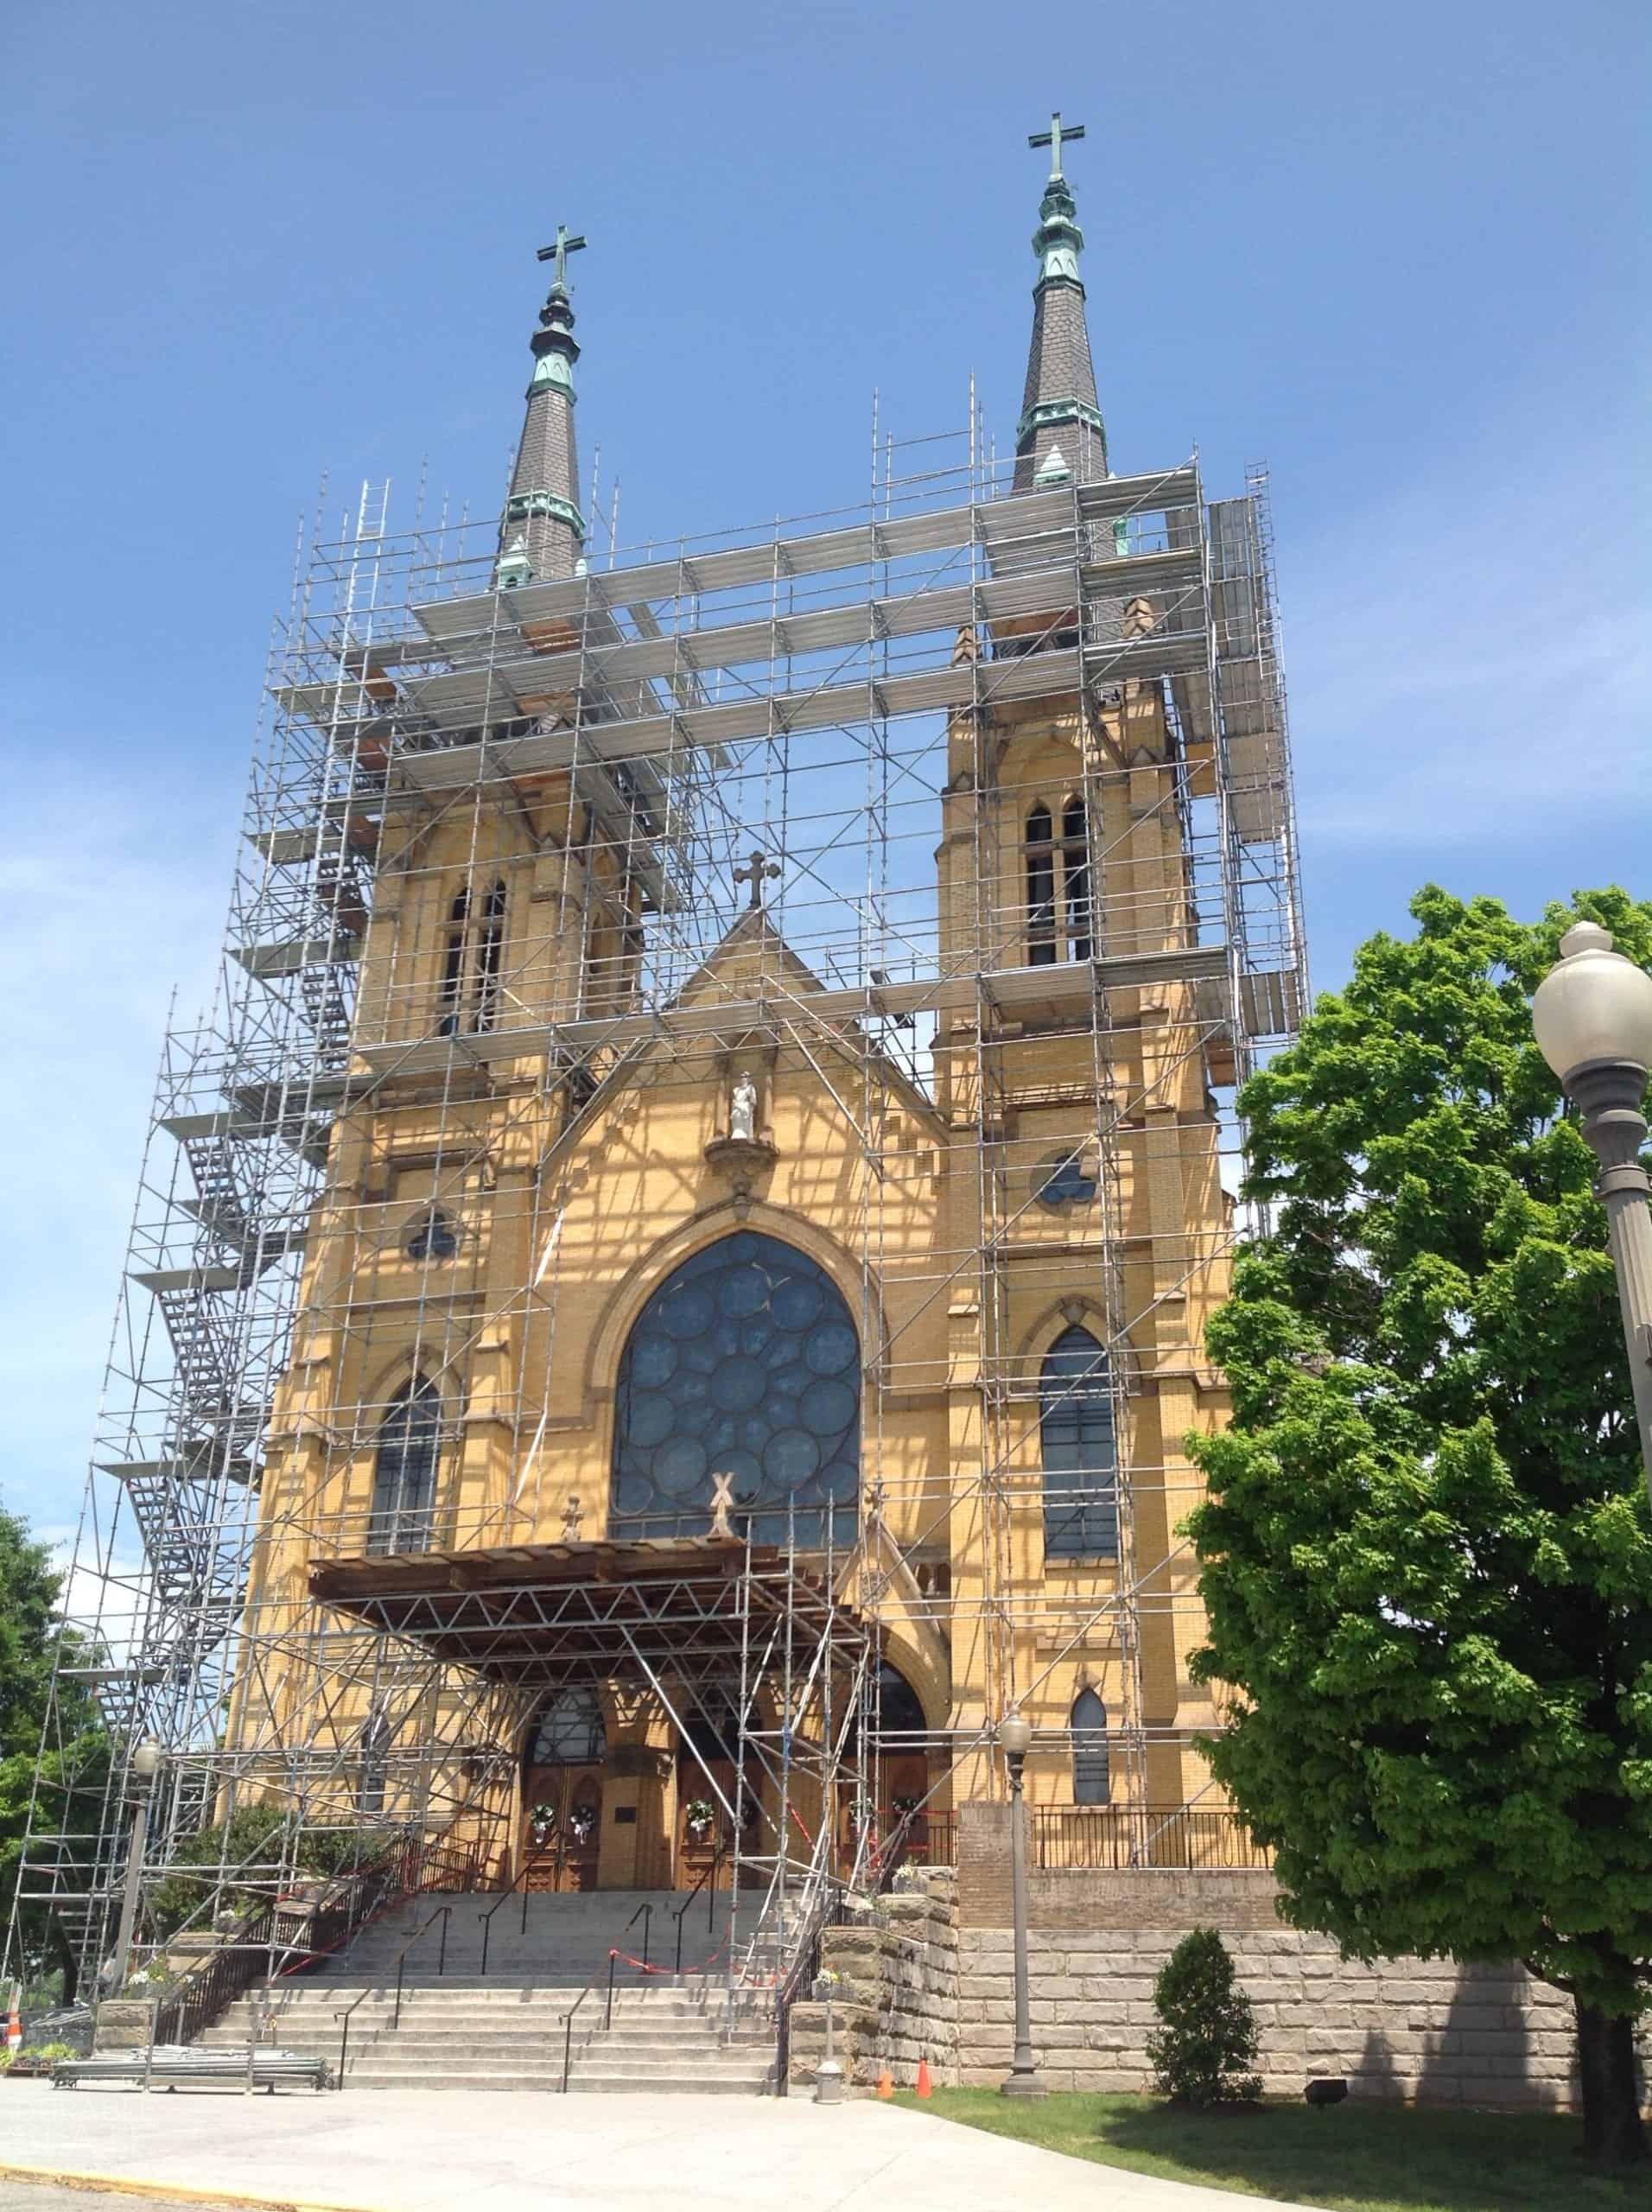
left=996, top=1707, right=1045, bottom=2099
left=1532, top=920, right=1652, bottom=1497
left=109, top=1740, right=162, bottom=1995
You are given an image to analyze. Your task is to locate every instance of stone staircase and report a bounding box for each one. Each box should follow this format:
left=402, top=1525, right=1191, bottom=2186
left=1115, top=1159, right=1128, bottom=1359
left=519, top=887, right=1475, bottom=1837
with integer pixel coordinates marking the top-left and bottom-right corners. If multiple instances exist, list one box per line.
left=196, top=1890, right=778, bottom=2094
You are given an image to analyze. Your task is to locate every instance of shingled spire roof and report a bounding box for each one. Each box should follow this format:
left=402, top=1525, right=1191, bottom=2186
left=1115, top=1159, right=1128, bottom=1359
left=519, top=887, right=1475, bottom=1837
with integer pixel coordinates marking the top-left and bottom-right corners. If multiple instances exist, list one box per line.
left=497, top=226, right=588, bottom=588
left=1014, top=115, right=1107, bottom=493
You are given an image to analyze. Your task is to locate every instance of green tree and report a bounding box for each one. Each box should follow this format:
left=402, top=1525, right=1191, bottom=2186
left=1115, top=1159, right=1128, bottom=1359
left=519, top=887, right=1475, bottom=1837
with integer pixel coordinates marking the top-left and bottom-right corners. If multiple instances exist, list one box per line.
left=0, top=1498, right=106, bottom=1993
left=1147, top=1926, right=1261, bottom=2106
left=1188, top=886, right=1652, bottom=2166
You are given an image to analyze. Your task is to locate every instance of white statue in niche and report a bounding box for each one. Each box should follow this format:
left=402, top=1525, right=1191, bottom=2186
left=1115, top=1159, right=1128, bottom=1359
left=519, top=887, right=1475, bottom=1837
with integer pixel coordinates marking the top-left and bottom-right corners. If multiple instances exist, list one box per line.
left=729, top=1071, right=759, bottom=1142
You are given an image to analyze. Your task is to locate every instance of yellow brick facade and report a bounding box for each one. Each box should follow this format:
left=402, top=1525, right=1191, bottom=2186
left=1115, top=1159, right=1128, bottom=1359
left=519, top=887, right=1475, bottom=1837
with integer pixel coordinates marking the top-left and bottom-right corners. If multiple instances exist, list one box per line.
left=230, top=651, right=1235, bottom=1881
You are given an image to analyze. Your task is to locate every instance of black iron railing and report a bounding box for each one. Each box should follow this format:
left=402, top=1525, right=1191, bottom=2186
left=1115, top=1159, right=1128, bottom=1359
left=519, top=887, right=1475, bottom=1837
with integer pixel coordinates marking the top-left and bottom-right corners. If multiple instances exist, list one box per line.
left=334, top=1899, right=452, bottom=2087
left=773, top=1878, right=848, bottom=2096
left=671, top=1847, right=727, bottom=1975
left=1027, top=1804, right=1270, bottom=1870
left=149, top=1827, right=482, bottom=2053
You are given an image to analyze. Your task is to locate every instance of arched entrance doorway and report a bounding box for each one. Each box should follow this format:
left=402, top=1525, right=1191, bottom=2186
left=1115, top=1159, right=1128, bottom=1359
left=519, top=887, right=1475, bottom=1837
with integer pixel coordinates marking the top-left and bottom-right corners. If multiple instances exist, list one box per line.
left=674, top=1690, right=760, bottom=1889
left=522, top=1688, right=606, bottom=1891
left=872, top=1661, right=932, bottom=1857
left=838, top=1661, right=936, bottom=1872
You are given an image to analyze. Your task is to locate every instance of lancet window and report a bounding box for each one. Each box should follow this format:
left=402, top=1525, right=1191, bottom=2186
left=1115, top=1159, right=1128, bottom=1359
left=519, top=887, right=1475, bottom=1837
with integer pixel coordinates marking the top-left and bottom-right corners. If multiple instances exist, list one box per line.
left=435, top=878, right=508, bottom=1037
left=1039, top=1325, right=1119, bottom=1559
left=1071, top=1688, right=1110, bottom=1804
left=367, top=1376, right=442, bottom=1554
left=1026, top=798, right=1094, bottom=963
left=1026, top=804, right=1057, bottom=964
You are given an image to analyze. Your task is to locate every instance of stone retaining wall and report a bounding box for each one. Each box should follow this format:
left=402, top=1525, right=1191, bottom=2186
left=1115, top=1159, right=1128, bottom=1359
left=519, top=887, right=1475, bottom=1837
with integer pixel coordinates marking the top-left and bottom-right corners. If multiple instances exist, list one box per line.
left=958, top=1922, right=1582, bottom=2107
left=785, top=1870, right=960, bottom=2092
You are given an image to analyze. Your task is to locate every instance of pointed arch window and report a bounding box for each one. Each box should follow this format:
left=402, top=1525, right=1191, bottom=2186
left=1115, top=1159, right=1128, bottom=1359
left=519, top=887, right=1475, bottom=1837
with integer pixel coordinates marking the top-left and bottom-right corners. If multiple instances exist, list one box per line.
left=1071, top=1688, right=1110, bottom=1804
left=358, top=1709, right=392, bottom=1814
left=367, top=1376, right=441, bottom=1554
left=610, top=1230, right=860, bottom=1547
left=1026, top=804, right=1057, bottom=965
left=437, top=887, right=469, bottom=1038
left=528, top=1688, right=606, bottom=1766
left=1040, top=1325, right=1118, bottom=1559
left=1062, top=796, right=1092, bottom=962
left=435, top=879, right=508, bottom=1037
left=474, top=880, right=506, bottom=1033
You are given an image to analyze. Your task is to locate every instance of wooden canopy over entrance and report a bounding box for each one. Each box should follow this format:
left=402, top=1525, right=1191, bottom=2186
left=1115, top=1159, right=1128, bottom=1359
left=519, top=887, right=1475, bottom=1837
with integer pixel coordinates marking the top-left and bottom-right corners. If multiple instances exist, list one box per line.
left=308, top=1535, right=858, bottom=1691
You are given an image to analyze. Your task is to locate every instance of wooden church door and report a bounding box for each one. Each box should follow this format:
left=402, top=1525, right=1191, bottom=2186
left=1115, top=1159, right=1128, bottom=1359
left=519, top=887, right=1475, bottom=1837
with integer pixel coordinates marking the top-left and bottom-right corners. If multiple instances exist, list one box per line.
left=523, top=1688, right=607, bottom=1892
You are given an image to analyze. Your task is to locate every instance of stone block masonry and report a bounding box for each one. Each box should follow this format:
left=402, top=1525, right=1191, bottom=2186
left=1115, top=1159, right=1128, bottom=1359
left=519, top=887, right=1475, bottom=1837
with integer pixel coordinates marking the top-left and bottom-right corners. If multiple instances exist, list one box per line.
left=785, top=1870, right=960, bottom=2093
left=952, top=1800, right=1631, bottom=2107
left=957, top=1921, right=1587, bottom=2107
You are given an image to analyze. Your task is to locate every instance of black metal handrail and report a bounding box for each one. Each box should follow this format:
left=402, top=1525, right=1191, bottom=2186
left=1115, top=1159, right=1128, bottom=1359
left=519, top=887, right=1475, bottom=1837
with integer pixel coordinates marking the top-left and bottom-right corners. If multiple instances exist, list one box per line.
left=476, top=1848, right=543, bottom=1977
left=672, top=1848, right=726, bottom=1975
left=773, top=1878, right=847, bottom=2096
left=150, top=1831, right=421, bottom=2049
left=623, top=1899, right=651, bottom=1973
left=333, top=1899, right=450, bottom=2088
left=560, top=1982, right=594, bottom=2094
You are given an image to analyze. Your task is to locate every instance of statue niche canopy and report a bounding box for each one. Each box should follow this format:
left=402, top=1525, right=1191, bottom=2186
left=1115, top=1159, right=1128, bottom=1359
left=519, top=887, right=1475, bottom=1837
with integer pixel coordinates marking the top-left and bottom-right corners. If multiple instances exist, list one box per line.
left=611, top=1231, right=860, bottom=1546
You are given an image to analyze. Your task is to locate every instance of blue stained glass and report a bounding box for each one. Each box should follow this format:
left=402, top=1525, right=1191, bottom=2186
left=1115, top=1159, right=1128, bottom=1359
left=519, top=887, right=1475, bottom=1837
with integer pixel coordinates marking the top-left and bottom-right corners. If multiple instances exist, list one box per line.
left=627, top=1393, right=674, bottom=1446
left=1041, top=1326, right=1118, bottom=1558
left=610, top=1231, right=860, bottom=1541
left=656, top=1436, right=708, bottom=1496
left=765, top=1428, right=820, bottom=1486
left=631, top=1335, right=677, bottom=1388
left=772, top=1278, right=822, bottom=1329
left=659, top=1284, right=715, bottom=1338
left=712, top=1355, right=767, bottom=1412
left=719, top=1265, right=768, bottom=1317
left=1039, top=1151, right=1099, bottom=1209
left=801, top=1378, right=856, bottom=1434
left=804, top=1322, right=857, bottom=1376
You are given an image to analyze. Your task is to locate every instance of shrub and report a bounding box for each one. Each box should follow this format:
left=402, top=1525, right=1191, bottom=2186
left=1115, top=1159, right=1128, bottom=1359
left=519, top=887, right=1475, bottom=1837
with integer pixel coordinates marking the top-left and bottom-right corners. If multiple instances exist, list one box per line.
left=146, top=1808, right=390, bottom=1937
left=1146, top=1926, right=1261, bottom=2107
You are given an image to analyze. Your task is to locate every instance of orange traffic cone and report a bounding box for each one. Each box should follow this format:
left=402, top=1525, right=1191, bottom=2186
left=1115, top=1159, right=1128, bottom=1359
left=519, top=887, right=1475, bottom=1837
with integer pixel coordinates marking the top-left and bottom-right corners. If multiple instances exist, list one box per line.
left=5, top=1983, right=22, bottom=2052
left=916, top=2056, right=932, bottom=2100
left=876, top=2067, right=893, bottom=2100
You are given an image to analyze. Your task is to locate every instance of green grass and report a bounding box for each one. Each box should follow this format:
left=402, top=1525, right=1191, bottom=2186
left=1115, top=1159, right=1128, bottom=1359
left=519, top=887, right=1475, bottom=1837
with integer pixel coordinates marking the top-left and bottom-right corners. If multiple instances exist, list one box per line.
left=893, top=2088, right=1652, bottom=2210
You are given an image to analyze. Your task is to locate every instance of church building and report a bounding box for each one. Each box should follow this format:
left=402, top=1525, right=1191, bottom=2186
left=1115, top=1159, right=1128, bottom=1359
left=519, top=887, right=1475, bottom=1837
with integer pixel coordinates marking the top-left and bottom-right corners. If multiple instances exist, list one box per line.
left=16, top=118, right=1303, bottom=1986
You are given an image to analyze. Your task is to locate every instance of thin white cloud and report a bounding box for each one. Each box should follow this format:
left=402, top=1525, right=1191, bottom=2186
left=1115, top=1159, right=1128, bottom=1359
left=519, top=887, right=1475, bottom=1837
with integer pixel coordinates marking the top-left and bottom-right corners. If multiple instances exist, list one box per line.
left=1284, top=419, right=1649, bottom=852
left=2, top=779, right=228, bottom=1534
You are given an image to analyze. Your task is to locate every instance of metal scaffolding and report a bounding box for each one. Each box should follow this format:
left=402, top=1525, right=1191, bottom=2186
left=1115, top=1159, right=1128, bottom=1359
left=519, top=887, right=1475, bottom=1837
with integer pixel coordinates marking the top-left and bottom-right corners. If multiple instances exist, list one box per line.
left=8, top=420, right=1304, bottom=1994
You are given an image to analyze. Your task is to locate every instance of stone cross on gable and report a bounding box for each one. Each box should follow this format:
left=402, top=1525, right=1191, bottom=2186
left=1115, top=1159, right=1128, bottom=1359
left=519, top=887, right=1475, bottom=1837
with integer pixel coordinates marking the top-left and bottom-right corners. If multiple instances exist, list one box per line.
left=709, top=1471, right=735, bottom=1540
left=734, top=848, right=781, bottom=911
left=537, top=224, right=588, bottom=291
left=1029, top=111, right=1085, bottom=178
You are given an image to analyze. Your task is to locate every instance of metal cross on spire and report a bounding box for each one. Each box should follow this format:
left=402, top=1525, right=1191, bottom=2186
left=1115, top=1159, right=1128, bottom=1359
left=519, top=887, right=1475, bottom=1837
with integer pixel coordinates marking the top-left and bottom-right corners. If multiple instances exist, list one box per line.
left=734, top=848, right=781, bottom=910
left=1029, top=111, right=1085, bottom=178
left=537, top=224, right=588, bottom=291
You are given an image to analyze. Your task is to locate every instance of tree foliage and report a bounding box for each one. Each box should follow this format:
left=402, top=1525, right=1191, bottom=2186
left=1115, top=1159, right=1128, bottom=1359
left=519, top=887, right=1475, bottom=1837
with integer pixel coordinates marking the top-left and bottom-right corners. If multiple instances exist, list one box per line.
left=1188, top=886, right=1652, bottom=2150
left=0, top=1497, right=105, bottom=1973
left=146, top=1808, right=391, bottom=1938
left=1147, top=1926, right=1261, bottom=2106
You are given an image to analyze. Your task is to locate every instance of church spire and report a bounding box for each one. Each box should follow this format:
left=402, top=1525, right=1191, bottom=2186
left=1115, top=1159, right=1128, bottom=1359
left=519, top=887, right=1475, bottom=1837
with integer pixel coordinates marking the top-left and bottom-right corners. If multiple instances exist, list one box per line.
left=497, top=226, right=588, bottom=588
left=1014, top=114, right=1107, bottom=493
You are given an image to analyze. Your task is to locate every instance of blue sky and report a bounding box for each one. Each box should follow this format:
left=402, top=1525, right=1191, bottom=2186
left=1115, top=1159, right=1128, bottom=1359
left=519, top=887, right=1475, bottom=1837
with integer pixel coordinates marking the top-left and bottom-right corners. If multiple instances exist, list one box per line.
left=3, top=0, right=1647, bottom=1541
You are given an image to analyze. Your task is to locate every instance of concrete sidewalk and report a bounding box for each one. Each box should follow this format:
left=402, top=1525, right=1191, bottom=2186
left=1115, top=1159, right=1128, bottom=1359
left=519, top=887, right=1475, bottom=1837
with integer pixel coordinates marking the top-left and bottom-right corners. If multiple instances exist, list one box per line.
left=0, top=2082, right=1312, bottom=2212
